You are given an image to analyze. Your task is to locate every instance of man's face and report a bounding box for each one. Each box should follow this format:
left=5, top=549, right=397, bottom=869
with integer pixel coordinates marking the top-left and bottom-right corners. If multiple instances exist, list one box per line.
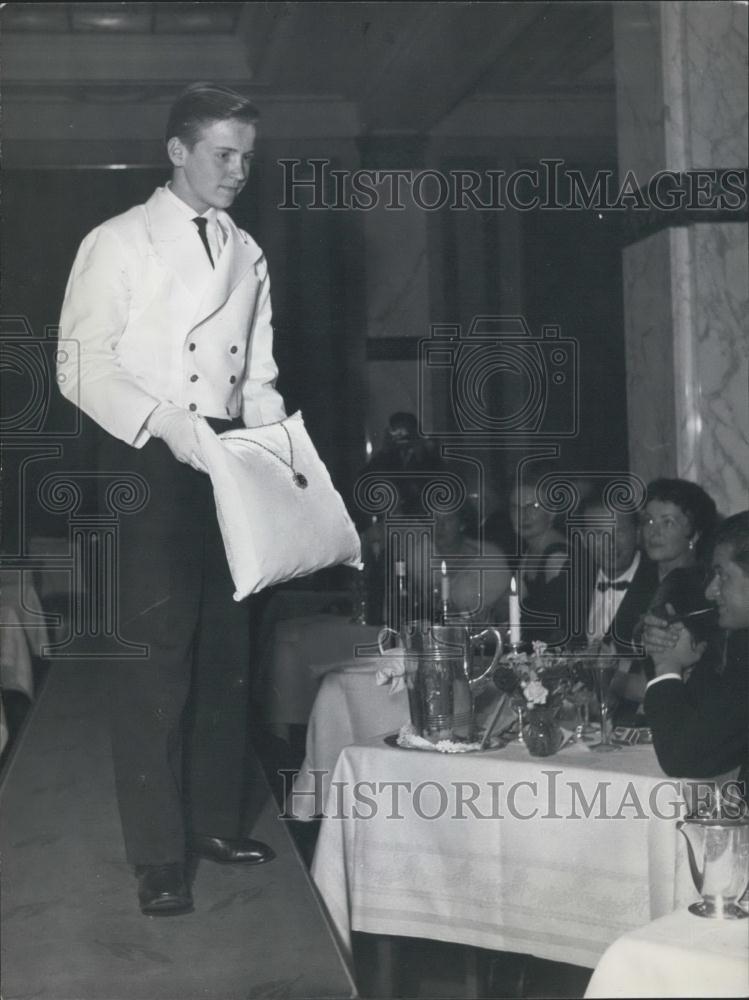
left=705, top=543, right=749, bottom=630
left=168, top=118, right=256, bottom=214
left=584, top=507, right=638, bottom=576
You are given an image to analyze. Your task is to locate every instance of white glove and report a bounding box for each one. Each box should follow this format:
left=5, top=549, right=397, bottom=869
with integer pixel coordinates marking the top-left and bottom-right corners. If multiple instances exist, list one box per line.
left=146, top=403, right=207, bottom=472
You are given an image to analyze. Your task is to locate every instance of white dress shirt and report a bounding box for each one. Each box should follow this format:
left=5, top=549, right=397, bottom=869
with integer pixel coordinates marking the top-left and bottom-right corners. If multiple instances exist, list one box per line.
left=164, top=183, right=226, bottom=265
left=587, top=551, right=641, bottom=642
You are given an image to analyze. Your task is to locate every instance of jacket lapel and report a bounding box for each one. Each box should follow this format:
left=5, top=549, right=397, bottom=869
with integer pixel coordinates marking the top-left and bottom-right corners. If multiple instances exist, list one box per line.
left=607, top=555, right=659, bottom=653
left=144, top=188, right=211, bottom=301
left=191, top=220, right=263, bottom=328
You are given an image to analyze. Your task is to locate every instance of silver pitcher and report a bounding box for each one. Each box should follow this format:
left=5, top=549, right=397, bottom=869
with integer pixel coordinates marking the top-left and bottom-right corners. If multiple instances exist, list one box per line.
left=677, top=814, right=749, bottom=919
left=378, top=620, right=503, bottom=742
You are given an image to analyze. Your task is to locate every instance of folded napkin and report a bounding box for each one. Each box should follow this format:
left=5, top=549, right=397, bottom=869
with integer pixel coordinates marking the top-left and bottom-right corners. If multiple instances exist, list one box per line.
left=309, top=656, right=381, bottom=678
left=375, top=649, right=408, bottom=694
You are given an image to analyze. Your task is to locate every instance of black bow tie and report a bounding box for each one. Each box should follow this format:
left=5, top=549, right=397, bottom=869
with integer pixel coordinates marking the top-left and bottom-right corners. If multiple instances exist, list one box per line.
left=597, top=579, right=630, bottom=592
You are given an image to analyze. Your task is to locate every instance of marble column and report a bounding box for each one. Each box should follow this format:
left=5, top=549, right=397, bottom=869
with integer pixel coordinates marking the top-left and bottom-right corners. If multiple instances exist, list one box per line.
left=614, top=1, right=748, bottom=516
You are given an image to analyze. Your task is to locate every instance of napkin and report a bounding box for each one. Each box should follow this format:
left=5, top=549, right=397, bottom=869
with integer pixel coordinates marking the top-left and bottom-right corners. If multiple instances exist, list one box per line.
left=375, top=649, right=408, bottom=694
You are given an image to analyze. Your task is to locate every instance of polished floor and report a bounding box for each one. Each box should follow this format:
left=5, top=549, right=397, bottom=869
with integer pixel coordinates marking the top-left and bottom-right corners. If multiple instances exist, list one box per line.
left=0, top=664, right=356, bottom=1000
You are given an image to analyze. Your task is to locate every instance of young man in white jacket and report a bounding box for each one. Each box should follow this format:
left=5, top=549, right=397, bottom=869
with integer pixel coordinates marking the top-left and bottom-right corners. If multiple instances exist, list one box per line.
left=58, top=82, right=286, bottom=916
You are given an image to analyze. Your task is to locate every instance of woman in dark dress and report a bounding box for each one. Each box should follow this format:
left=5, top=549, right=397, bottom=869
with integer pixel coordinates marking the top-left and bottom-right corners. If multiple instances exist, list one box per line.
left=612, top=477, right=718, bottom=722
left=510, top=478, right=569, bottom=645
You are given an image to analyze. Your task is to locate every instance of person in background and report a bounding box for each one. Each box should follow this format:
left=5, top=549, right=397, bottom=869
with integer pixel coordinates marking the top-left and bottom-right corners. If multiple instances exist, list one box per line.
left=510, top=473, right=568, bottom=644
left=574, top=491, right=658, bottom=722
left=608, top=478, right=719, bottom=720
left=355, top=411, right=444, bottom=530
left=579, top=492, right=658, bottom=654
left=431, top=507, right=511, bottom=624
left=640, top=478, right=718, bottom=583
left=643, top=511, right=749, bottom=803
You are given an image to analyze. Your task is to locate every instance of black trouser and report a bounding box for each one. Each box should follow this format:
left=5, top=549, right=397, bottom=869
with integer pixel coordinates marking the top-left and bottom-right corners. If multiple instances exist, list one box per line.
left=98, top=419, right=251, bottom=866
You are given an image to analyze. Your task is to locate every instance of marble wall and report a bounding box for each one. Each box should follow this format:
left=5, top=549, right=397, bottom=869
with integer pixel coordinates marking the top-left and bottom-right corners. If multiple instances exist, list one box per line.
left=621, top=231, right=677, bottom=484
left=614, top=1, right=749, bottom=516
left=689, top=223, right=749, bottom=513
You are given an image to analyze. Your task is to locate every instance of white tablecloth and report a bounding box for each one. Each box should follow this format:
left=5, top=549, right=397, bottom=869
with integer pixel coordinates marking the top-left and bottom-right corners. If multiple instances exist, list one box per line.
left=0, top=570, right=50, bottom=755
left=0, top=570, right=50, bottom=700
left=288, top=659, right=409, bottom=820
left=584, top=909, right=749, bottom=998
left=311, top=737, right=699, bottom=969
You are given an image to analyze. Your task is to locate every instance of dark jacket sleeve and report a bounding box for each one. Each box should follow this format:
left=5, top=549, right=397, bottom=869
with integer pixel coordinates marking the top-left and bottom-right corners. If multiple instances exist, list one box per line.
left=644, top=674, right=748, bottom=780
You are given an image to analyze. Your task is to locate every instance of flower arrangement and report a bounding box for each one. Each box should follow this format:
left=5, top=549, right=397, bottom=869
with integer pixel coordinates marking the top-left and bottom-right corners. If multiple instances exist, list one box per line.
left=493, top=641, right=574, bottom=715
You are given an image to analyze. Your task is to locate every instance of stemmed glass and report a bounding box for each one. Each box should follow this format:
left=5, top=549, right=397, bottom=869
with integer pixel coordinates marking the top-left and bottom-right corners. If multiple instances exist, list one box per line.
left=570, top=686, right=596, bottom=743
left=589, top=659, right=620, bottom=752
left=513, top=698, right=526, bottom=744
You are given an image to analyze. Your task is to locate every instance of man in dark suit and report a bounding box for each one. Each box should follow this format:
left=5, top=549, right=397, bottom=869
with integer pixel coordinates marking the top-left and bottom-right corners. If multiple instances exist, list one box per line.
left=574, top=494, right=659, bottom=723
left=58, top=84, right=286, bottom=915
left=644, top=511, right=749, bottom=806
left=578, top=495, right=658, bottom=653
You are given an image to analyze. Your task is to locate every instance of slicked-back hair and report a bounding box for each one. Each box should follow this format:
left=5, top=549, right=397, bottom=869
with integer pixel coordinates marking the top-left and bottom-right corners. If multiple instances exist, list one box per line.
left=166, top=82, right=260, bottom=148
left=713, top=510, right=749, bottom=576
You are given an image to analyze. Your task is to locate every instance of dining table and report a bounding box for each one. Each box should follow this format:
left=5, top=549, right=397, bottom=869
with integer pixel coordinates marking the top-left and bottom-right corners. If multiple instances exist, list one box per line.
left=0, top=570, right=50, bottom=756
left=254, top=598, right=363, bottom=734
left=310, top=732, right=702, bottom=972
left=583, top=907, right=748, bottom=998
left=288, top=647, right=410, bottom=820
left=0, top=570, right=50, bottom=703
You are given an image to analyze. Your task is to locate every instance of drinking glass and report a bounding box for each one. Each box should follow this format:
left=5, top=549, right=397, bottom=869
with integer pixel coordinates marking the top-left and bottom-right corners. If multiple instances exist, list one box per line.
left=589, top=660, right=619, bottom=752
left=514, top=700, right=526, bottom=744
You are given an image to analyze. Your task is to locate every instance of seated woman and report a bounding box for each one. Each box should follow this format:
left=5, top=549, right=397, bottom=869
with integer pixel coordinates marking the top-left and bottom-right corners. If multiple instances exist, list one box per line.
left=510, top=475, right=568, bottom=645
left=643, top=511, right=749, bottom=804
left=640, top=477, right=718, bottom=584
left=433, top=508, right=511, bottom=623
left=611, top=477, right=718, bottom=719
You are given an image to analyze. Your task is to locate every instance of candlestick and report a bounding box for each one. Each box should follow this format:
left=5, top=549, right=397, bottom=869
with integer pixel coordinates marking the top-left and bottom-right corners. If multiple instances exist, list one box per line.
left=509, top=575, right=521, bottom=646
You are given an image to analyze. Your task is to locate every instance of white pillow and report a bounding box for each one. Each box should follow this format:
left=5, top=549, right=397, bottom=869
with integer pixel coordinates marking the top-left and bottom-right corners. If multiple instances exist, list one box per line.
left=195, top=412, right=362, bottom=600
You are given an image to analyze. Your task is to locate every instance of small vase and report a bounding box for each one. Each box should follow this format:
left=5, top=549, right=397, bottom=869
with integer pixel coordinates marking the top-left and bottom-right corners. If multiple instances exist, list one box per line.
left=523, top=707, right=564, bottom=757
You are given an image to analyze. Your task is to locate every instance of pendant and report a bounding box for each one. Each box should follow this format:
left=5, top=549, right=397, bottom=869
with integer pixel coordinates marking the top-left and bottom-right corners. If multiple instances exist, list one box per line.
left=293, top=472, right=308, bottom=489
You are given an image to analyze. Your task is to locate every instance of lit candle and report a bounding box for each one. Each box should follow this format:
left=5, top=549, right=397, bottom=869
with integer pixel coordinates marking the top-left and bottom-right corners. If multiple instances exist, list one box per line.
left=509, top=575, right=521, bottom=646
left=441, top=560, right=450, bottom=601
left=365, top=435, right=373, bottom=459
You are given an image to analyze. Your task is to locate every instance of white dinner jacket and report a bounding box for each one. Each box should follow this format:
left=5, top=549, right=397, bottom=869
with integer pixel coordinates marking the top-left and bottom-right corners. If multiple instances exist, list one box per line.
left=58, top=186, right=286, bottom=447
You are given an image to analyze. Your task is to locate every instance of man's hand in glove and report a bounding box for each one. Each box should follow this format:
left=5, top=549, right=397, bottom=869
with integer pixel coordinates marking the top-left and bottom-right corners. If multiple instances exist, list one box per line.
left=146, top=403, right=207, bottom=472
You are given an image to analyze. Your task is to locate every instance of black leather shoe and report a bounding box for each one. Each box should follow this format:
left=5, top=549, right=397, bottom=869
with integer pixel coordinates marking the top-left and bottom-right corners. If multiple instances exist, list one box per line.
left=191, top=835, right=276, bottom=865
left=136, top=863, right=193, bottom=916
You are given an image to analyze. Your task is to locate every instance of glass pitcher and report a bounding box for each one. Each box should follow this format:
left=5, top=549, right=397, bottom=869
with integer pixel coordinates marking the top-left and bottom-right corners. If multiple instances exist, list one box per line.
left=378, top=620, right=503, bottom=742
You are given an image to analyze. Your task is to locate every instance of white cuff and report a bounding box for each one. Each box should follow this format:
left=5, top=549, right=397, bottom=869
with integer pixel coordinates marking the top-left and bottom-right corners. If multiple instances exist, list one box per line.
left=646, top=673, right=682, bottom=690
